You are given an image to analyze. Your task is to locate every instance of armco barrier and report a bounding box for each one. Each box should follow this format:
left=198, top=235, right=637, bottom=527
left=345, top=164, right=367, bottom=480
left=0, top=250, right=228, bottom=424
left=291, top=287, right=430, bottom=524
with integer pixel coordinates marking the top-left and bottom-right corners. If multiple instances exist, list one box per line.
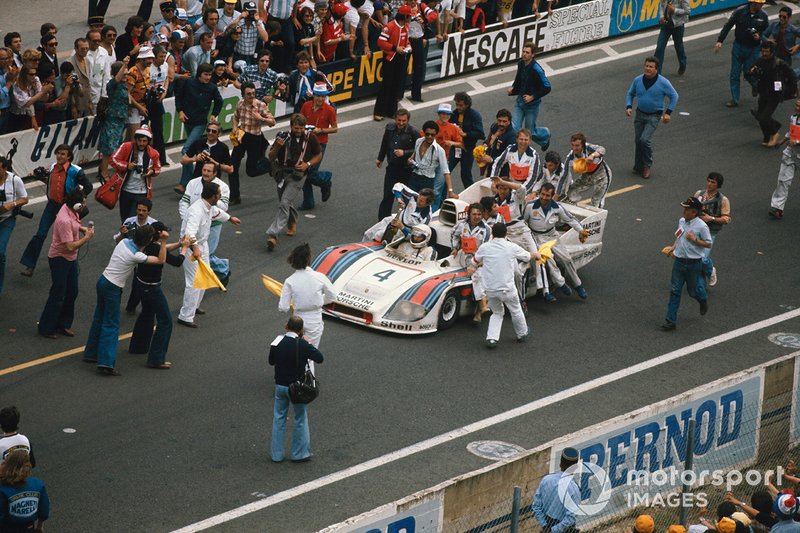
left=323, top=350, right=799, bottom=532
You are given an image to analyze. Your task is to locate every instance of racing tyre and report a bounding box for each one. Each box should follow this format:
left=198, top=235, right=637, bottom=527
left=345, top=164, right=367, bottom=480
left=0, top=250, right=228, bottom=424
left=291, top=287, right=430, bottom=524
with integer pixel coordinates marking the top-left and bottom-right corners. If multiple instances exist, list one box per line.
left=437, top=290, right=461, bottom=330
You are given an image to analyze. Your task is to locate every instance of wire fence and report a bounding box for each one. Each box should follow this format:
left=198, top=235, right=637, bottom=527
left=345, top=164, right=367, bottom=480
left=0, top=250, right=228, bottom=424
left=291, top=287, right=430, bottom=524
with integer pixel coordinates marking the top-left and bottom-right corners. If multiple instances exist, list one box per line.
left=441, top=388, right=797, bottom=533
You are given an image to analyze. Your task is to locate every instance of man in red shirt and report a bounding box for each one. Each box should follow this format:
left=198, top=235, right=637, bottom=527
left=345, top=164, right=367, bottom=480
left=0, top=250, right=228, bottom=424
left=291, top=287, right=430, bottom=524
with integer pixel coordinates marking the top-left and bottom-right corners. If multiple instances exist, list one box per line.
left=300, top=82, right=338, bottom=210
left=319, top=3, right=348, bottom=63
left=373, top=6, right=412, bottom=121
left=37, top=188, right=95, bottom=338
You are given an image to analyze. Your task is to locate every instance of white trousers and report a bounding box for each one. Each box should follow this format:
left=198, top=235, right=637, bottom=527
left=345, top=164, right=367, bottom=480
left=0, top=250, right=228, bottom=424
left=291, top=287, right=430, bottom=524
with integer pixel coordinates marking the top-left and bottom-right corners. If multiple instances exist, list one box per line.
left=486, top=289, right=528, bottom=342
left=178, top=243, right=209, bottom=322
left=772, top=145, right=800, bottom=210
left=297, top=310, right=323, bottom=373
left=507, top=223, right=542, bottom=291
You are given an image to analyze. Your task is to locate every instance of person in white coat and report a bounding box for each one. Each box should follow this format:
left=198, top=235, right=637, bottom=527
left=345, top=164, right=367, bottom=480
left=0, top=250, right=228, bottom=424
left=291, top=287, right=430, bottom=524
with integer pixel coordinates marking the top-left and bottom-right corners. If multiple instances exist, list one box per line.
left=279, top=244, right=336, bottom=371
left=468, top=222, right=539, bottom=349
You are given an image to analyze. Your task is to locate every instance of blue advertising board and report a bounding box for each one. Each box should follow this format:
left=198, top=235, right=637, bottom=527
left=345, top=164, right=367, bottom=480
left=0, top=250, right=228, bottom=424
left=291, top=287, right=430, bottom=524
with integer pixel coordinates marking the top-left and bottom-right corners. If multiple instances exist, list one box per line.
left=610, top=0, right=744, bottom=36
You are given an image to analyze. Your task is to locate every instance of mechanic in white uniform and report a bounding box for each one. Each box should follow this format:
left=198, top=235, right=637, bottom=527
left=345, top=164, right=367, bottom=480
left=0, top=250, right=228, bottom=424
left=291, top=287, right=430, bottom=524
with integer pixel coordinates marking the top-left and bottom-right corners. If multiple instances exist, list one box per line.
left=363, top=183, right=435, bottom=242
left=449, top=203, right=491, bottom=321
left=279, top=243, right=336, bottom=371
left=561, top=133, right=612, bottom=208
left=468, top=222, right=539, bottom=348
left=489, top=128, right=544, bottom=194
left=522, top=182, right=590, bottom=300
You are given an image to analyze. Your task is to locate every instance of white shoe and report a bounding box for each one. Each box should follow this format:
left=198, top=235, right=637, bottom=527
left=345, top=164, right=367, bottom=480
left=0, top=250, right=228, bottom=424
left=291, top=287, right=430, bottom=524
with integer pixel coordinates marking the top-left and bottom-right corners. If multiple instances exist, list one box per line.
left=708, top=267, right=717, bottom=287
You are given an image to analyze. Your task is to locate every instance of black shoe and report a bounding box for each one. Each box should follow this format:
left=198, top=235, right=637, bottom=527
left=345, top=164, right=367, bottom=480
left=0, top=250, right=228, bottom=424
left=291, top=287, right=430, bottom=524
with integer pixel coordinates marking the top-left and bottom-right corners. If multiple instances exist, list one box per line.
left=98, top=367, right=122, bottom=376
left=230, top=196, right=241, bottom=206
left=541, top=139, right=550, bottom=152
left=700, top=300, right=708, bottom=315
left=409, top=96, right=424, bottom=102
left=220, top=272, right=230, bottom=288
left=485, top=339, right=498, bottom=349
left=125, top=307, right=137, bottom=315
left=661, top=320, right=676, bottom=331
left=177, top=318, right=198, bottom=328
left=677, top=64, right=686, bottom=76
left=195, top=308, right=206, bottom=315
left=298, top=204, right=315, bottom=211
left=321, top=184, right=332, bottom=202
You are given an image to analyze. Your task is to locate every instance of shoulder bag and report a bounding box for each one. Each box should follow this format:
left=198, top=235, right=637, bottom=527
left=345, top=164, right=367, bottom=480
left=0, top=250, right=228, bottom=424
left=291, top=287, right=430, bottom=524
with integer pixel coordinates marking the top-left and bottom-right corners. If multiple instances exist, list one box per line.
left=288, top=338, right=319, bottom=404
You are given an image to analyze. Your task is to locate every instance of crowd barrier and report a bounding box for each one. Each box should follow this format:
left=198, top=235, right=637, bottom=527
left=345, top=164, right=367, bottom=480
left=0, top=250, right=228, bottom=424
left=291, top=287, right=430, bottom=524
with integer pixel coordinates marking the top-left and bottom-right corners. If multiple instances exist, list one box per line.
left=320, top=350, right=800, bottom=532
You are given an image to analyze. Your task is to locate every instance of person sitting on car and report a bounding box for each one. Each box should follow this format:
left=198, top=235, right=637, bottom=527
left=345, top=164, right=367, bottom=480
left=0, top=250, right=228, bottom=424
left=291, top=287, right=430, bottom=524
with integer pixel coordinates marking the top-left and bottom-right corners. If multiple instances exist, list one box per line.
left=363, top=184, right=436, bottom=243
left=387, top=224, right=437, bottom=261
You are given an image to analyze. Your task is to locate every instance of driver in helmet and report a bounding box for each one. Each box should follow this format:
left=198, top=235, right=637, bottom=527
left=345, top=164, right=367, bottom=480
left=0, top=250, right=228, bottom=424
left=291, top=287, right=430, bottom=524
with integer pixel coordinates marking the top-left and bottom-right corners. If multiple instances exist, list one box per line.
left=389, top=224, right=437, bottom=261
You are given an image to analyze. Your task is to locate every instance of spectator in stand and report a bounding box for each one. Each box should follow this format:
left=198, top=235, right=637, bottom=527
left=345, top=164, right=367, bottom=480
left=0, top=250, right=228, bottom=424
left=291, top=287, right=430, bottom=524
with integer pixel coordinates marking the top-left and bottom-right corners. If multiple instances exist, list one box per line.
left=86, top=30, right=111, bottom=111
left=116, top=16, right=147, bottom=62
left=3, top=33, right=23, bottom=69
left=9, top=66, right=50, bottom=132
left=155, top=1, right=179, bottom=36
left=214, top=27, right=242, bottom=70
left=84, top=225, right=167, bottom=376
left=37, top=188, right=95, bottom=339
left=149, top=46, right=171, bottom=165
left=167, top=30, right=190, bottom=96
left=230, top=82, right=275, bottom=205
left=68, top=38, right=93, bottom=117
left=0, top=48, right=17, bottom=134
left=405, top=0, right=438, bottom=102
left=109, top=126, right=161, bottom=222
left=175, top=63, right=223, bottom=194
left=234, top=2, right=269, bottom=65
left=449, top=92, right=484, bottom=188
left=428, top=103, right=463, bottom=209
left=299, top=83, right=338, bottom=210
left=376, top=109, right=419, bottom=219
left=508, top=41, right=551, bottom=150
left=126, top=47, right=154, bottom=139
left=218, top=0, right=242, bottom=31
left=319, top=3, right=349, bottom=64
left=98, top=59, right=131, bottom=182
left=0, top=451, right=49, bottom=531
left=185, top=32, right=215, bottom=77
left=237, top=49, right=279, bottom=104
left=100, top=25, right=118, bottom=62
left=624, top=514, right=655, bottom=533
left=0, top=406, right=35, bottom=464
left=297, top=7, right=321, bottom=64
left=373, top=5, right=411, bottom=121
left=0, top=157, right=27, bottom=296
left=194, top=8, right=222, bottom=44
left=40, top=63, right=75, bottom=126
left=37, top=34, right=59, bottom=81
left=725, top=489, right=779, bottom=530
left=266, top=0, right=299, bottom=73
left=286, top=51, right=332, bottom=113
left=20, top=145, right=93, bottom=278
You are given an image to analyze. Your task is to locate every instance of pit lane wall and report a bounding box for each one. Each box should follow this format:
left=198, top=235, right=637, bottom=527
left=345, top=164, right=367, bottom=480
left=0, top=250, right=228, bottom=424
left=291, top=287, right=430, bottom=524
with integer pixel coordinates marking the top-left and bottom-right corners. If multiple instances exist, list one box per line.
left=320, top=351, right=798, bottom=532
left=0, top=0, right=739, bottom=177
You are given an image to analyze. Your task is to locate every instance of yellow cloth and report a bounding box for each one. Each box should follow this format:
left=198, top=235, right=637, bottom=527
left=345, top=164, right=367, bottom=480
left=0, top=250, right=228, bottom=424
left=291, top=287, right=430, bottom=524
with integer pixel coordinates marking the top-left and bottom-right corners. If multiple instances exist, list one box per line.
left=261, top=274, right=284, bottom=297
left=192, top=256, right=227, bottom=291
left=536, top=239, right=557, bottom=265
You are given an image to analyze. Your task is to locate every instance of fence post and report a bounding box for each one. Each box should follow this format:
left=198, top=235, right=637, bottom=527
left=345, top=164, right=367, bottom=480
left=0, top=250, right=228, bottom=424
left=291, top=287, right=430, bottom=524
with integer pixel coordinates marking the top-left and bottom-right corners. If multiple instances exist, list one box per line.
left=511, top=485, right=522, bottom=533
left=679, top=419, right=696, bottom=527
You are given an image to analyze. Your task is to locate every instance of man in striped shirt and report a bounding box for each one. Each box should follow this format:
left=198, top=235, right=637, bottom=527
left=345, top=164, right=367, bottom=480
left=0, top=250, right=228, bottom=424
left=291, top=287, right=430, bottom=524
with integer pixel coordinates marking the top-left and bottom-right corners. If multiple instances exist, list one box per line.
left=230, top=82, right=276, bottom=205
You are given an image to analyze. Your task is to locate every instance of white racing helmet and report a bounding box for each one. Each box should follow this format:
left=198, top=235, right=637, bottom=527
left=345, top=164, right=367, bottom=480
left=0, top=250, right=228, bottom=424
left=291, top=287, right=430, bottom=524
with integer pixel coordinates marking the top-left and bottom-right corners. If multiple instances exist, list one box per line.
left=410, top=224, right=432, bottom=249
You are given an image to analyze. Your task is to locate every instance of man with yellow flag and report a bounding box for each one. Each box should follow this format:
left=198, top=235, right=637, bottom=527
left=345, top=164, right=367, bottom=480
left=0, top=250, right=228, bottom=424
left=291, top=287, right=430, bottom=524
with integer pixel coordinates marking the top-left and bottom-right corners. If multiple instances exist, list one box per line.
left=522, top=183, right=590, bottom=301
left=177, top=181, right=241, bottom=328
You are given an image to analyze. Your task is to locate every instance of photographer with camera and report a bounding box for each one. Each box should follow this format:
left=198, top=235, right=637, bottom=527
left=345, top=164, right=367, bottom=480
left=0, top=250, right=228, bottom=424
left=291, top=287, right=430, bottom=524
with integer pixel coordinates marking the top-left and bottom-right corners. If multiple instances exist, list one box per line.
left=230, top=82, right=275, bottom=205
left=67, top=38, right=92, bottom=118
left=109, top=125, right=161, bottom=223
left=0, top=156, right=28, bottom=295
left=266, top=114, right=322, bottom=252
left=37, top=188, right=95, bottom=339
left=20, top=145, right=93, bottom=278
left=114, top=199, right=157, bottom=314
left=40, top=63, right=75, bottom=126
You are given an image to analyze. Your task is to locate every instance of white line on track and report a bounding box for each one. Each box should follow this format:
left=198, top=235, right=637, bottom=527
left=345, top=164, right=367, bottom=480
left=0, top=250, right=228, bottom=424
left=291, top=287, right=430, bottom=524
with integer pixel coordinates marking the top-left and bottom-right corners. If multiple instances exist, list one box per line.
left=172, top=308, right=800, bottom=532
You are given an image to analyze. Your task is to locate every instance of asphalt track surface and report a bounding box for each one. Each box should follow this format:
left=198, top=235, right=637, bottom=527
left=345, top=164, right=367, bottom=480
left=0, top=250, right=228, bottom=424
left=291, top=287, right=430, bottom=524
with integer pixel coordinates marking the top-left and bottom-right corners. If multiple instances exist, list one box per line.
left=3, top=6, right=800, bottom=532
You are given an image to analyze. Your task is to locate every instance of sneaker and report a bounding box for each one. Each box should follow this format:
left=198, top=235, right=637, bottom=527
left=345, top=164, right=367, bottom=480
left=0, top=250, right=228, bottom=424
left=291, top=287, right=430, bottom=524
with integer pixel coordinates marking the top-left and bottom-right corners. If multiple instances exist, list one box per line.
left=485, top=339, right=498, bottom=349
left=768, top=207, right=784, bottom=220
left=708, top=267, right=717, bottom=287
left=661, top=320, right=676, bottom=331
left=544, top=292, right=556, bottom=303
left=700, top=300, right=708, bottom=315
left=558, top=284, right=573, bottom=297
left=576, top=286, right=588, bottom=299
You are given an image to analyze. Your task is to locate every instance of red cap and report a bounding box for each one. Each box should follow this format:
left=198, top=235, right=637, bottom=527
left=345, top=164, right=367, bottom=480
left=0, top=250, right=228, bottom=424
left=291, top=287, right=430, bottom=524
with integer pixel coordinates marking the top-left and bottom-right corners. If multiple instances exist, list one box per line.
left=332, top=2, right=349, bottom=16
left=397, top=5, right=413, bottom=15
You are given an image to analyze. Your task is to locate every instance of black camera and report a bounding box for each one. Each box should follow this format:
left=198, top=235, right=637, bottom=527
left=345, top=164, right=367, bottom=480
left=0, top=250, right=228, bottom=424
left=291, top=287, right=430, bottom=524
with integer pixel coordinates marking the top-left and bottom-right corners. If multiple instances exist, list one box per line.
left=276, top=130, right=290, bottom=142
left=32, top=166, right=49, bottom=182
left=124, top=221, right=138, bottom=232
left=134, top=164, right=145, bottom=174
left=1, top=190, right=34, bottom=219
left=70, top=73, right=79, bottom=83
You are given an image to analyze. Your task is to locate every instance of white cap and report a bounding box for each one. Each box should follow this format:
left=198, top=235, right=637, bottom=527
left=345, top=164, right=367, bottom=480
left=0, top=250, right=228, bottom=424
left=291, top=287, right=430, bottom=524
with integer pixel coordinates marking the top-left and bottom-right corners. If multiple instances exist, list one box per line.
left=134, top=125, right=153, bottom=139
left=437, top=102, right=453, bottom=114
left=137, top=46, right=155, bottom=59
left=176, top=7, right=188, bottom=19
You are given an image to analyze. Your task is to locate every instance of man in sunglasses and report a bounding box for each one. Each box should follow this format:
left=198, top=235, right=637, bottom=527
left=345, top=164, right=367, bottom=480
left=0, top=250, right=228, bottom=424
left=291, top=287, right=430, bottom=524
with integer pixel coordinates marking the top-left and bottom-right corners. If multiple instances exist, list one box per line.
left=180, top=119, right=233, bottom=181
left=37, top=34, right=59, bottom=80
left=155, top=1, right=180, bottom=37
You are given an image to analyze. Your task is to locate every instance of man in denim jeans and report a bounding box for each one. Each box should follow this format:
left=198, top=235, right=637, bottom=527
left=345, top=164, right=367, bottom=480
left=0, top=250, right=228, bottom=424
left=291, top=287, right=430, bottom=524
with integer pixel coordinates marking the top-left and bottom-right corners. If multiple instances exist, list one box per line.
left=661, top=197, right=712, bottom=331
left=507, top=41, right=551, bottom=151
left=269, top=315, right=324, bottom=463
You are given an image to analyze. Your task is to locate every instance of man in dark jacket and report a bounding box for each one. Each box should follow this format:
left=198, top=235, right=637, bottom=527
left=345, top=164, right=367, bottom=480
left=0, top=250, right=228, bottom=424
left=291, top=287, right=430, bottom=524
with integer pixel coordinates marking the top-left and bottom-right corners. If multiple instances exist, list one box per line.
left=748, top=41, right=794, bottom=146
left=508, top=41, right=551, bottom=150
left=175, top=63, right=223, bottom=193
left=715, top=0, right=769, bottom=108
left=449, top=92, right=485, bottom=189
left=269, top=315, right=324, bottom=463
left=376, top=109, right=420, bottom=219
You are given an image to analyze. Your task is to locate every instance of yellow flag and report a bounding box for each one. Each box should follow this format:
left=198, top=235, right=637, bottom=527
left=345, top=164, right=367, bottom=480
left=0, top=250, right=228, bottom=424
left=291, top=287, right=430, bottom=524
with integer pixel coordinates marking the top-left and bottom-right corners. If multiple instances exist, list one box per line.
left=261, top=274, right=284, bottom=297
left=192, top=256, right=227, bottom=292
left=536, top=240, right=557, bottom=265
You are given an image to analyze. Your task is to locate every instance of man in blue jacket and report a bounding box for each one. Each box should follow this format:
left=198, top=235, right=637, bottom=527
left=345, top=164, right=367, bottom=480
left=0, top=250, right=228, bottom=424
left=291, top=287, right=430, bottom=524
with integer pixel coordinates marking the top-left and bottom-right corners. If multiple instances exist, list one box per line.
left=625, top=56, right=679, bottom=180
left=508, top=41, right=551, bottom=151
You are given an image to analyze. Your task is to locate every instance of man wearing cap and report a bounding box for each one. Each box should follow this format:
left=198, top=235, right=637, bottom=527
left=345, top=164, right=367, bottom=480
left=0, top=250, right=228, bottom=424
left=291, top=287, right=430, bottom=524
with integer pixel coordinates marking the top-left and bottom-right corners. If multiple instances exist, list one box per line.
left=126, top=47, right=154, bottom=139
left=230, top=82, right=276, bottom=205
left=468, top=222, right=539, bottom=348
left=156, top=1, right=179, bottom=36
left=184, top=33, right=214, bottom=78
left=110, top=126, right=161, bottom=223
left=715, top=0, right=769, bottom=108
left=769, top=98, right=800, bottom=220
left=625, top=56, right=678, bottom=180
left=428, top=103, right=463, bottom=211
left=300, top=82, right=338, bottom=210
left=218, top=0, right=242, bottom=32
left=661, top=196, right=711, bottom=330
left=237, top=49, right=279, bottom=103
left=532, top=447, right=580, bottom=533
left=772, top=494, right=800, bottom=532
left=508, top=41, right=551, bottom=151
left=373, top=6, right=411, bottom=121
left=694, top=172, right=730, bottom=287
left=561, top=133, right=612, bottom=208
left=234, top=2, right=269, bottom=66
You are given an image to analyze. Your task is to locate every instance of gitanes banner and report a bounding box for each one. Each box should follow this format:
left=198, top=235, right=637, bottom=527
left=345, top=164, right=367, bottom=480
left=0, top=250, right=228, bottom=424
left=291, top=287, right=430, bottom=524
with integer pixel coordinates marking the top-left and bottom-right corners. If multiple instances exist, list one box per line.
left=0, top=86, right=290, bottom=177
left=440, top=0, right=612, bottom=78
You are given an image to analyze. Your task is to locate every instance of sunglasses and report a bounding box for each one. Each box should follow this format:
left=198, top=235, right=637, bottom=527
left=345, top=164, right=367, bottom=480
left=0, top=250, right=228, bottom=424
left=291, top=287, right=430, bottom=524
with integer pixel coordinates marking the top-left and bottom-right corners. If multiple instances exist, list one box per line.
left=48, top=42, right=58, bottom=46
left=207, top=128, right=220, bottom=133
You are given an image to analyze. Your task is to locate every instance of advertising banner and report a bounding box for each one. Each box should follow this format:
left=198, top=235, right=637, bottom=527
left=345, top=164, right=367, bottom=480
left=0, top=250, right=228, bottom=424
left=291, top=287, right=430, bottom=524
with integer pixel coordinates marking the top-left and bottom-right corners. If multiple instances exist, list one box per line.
left=610, top=0, right=741, bottom=36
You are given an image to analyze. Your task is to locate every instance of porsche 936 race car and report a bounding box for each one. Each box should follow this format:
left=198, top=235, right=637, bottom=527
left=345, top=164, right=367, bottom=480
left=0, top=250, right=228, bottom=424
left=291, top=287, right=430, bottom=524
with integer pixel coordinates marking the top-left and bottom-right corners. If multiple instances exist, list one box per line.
left=311, top=178, right=608, bottom=334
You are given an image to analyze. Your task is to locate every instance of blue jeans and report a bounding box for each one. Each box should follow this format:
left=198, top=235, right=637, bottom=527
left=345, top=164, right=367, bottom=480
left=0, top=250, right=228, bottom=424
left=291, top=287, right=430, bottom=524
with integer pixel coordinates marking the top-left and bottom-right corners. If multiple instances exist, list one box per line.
left=207, top=224, right=229, bottom=278
left=654, top=23, right=686, bottom=73
left=0, top=216, right=16, bottom=294
left=408, top=173, right=436, bottom=194
left=702, top=233, right=716, bottom=278
left=84, top=275, right=123, bottom=369
left=20, top=199, right=61, bottom=271
left=38, top=257, right=79, bottom=335
left=179, top=124, right=207, bottom=186
left=271, top=384, right=311, bottom=462
left=511, top=97, right=550, bottom=148
left=665, top=257, right=707, bottom=324
left=633, top=109, right=661, bottom=171
left=450, top=148, right=475, bottom=189
left=129, top=283, right=173, bottom=366
left=730, top=41, right=759, bottom=105
left=431, top=166, right=446, bottom=212
left=301, top=144, right=329, bottom=209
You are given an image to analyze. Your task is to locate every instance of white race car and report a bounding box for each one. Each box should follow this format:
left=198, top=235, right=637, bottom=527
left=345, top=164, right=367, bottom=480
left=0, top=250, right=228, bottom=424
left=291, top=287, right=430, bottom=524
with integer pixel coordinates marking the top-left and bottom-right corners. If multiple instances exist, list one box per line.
left=312, top=179, right=607, bottom=334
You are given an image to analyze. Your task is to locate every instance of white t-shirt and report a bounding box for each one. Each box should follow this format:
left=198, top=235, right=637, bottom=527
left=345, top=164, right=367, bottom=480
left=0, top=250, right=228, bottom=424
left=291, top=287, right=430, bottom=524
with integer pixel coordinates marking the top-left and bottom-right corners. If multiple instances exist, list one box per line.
left=0, top=173, right=27, bottom=221
left=343, top=3, right=361, bottom=32
left=122, top=151, right=148, bottom=194
left=103, top=239, right=148, bottom=287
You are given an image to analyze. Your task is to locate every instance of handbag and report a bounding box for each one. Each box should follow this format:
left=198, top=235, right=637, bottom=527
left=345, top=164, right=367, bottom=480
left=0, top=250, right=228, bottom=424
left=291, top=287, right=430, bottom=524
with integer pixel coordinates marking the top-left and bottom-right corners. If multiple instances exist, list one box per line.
left=94, top=173, right=124, bottom=209
left=288, top=338, right=319, bottom=404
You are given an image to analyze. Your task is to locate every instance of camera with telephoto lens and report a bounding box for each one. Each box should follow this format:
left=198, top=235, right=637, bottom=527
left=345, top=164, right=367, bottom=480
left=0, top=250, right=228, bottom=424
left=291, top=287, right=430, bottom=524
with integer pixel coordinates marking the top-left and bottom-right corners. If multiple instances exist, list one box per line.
left=32, top=166, right=49, bottom=183
left=123, top=220, right=139, bottom=233
left=144, top=85, right=165, bottom=108
left=276, top=130, right=290, bottom=142
left=0, top=190, right=33, bottom=219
